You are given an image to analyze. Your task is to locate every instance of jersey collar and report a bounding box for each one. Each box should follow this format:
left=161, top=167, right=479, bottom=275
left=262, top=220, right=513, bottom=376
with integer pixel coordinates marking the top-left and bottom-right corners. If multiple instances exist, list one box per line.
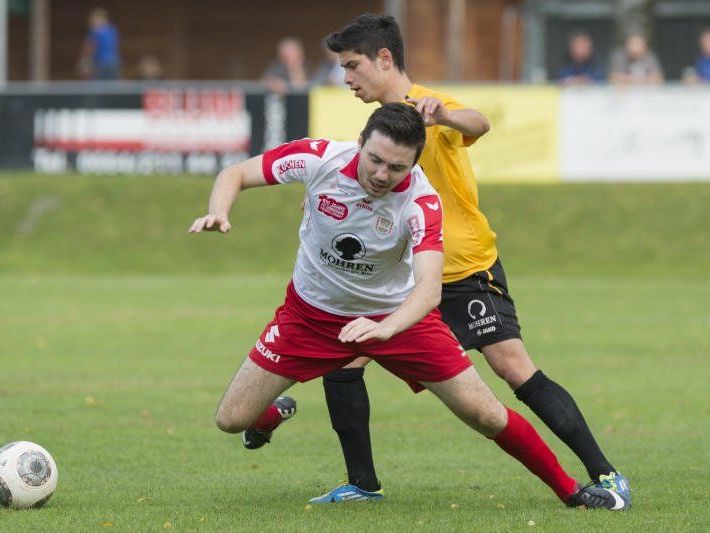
left=339, top=152, right=412, bottom=193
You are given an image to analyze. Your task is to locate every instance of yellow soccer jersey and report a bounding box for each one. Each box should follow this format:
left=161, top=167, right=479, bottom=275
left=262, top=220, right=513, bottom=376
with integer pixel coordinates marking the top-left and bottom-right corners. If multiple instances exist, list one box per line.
left=406, top=84, right=498, bottom=282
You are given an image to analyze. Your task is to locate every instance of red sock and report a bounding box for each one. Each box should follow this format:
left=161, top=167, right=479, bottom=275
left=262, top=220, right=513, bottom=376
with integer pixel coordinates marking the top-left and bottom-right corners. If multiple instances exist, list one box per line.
left=491, top=408, right=578, bottom=501
left=251, top=404, right=281, bottom=432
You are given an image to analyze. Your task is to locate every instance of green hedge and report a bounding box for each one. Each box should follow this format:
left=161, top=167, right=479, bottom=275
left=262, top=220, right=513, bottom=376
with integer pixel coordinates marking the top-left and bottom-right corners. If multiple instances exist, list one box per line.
left=1, top=174, right=708, bottom=278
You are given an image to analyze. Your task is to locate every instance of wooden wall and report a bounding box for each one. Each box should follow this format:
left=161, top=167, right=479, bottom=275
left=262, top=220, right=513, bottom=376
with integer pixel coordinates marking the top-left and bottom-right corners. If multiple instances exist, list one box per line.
left=7, top=0, right=523, bottom=82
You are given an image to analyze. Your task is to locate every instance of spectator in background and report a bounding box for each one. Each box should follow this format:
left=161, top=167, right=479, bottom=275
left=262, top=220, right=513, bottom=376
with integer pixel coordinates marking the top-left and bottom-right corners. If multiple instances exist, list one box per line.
left=77, top=7, right=121, bottom=80
left=610, top=33, right=663, bottom=85
left=685, top=28, right=710, bottom=84
left=311, top=48, right=347, bottom=87
left=262, top=38, right=309, bottom=95
left=135, top=54, right=164, bottom=81
left=558, top=31, right=605, bottom=85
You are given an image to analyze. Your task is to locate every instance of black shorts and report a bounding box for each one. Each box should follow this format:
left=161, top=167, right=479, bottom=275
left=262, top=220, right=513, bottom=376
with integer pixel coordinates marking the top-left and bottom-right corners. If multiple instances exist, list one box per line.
left=438, top=257, right=522, bottom=351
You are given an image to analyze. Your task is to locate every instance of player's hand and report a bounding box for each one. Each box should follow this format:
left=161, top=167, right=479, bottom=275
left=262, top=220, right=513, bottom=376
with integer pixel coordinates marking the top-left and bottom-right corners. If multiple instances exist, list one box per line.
left=406, top=96, right=449, bottom=126
left=339, top=317, right=396, bottom=343
left=188, top=214, right=231, bottom=233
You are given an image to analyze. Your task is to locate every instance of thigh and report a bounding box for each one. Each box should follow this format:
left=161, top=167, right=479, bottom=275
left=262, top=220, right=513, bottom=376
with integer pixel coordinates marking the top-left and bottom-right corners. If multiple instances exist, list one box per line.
left=217, top=357, right=295, bottom=426
left=248, top=292, right=360, bottom=382
left=369, top=310, right=472, bottom=392
left=343, top=356, right=371, bottom=369
left=439, top=258, right=522, bottom=351
left=421, top=366, right=507, bottom=436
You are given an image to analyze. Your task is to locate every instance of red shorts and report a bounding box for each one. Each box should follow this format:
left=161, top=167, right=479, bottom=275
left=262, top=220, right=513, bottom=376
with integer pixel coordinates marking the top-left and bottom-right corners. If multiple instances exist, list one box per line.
left=247, top=282, right=472, bottom=392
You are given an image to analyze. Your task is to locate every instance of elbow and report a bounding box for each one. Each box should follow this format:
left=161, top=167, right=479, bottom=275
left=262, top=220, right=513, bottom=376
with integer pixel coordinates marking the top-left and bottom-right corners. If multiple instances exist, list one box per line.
left=478, top=117, right=491, bottom=136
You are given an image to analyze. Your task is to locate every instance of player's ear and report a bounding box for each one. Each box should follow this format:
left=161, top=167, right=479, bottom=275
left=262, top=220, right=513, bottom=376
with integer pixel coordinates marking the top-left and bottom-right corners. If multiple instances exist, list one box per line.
left=357, top=134, right=363, bottom=149
left=377, top=48, right=393, bottom=70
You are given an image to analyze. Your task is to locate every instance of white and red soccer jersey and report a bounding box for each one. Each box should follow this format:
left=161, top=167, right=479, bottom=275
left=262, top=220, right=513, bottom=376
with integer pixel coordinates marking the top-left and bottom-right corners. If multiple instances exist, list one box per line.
left=262, top=138, right=443, bottom=316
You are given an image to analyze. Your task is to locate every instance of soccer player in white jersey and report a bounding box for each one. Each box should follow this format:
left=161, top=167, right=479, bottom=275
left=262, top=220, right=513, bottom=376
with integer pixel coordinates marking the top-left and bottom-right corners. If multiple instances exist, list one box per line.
left=188, top=103, right=622, bottom=508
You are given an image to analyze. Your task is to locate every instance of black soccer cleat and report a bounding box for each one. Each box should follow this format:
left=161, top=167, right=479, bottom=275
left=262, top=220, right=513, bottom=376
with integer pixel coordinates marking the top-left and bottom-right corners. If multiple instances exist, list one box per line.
left=566, top=482, right=629, bottom=511
left=242, top=428, right=271, bottom=449
left=241, top=396, right=297, bottom=450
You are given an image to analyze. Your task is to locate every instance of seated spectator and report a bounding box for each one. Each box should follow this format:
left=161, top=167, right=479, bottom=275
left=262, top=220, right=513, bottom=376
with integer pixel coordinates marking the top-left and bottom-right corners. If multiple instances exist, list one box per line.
left=689, top=28, right=710, bottom=83
left=558, top=31, right=605, bottom=84
left=311, top=48, right=347, bottom=87
left=610, top=33, right=664, bottom=85
left=262, top=37, right=309, bottom=95
left=136, top=54, right=163, bottom=81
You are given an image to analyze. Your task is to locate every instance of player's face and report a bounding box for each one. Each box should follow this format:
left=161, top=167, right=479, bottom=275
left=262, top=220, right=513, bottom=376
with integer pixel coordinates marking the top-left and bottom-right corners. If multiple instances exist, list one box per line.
left=357, top=130, right=417, bottom=198
left=339, top=51, right=388, bottom=103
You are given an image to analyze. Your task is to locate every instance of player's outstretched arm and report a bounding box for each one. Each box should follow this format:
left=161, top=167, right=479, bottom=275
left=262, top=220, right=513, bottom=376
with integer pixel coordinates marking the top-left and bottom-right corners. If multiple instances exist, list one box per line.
left=406, top=96, right=490, bottom=139
left=338, top=250, right=443, bottom=344
left=188, top=155, right=267, bottom=234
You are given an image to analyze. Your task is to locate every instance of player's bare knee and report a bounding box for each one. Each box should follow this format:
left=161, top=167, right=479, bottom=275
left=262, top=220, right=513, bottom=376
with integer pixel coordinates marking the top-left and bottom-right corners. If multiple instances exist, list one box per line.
left=483, top=340, right=536, bottom=389
left=214, top=406, right=248, bottom=434
left=497, top=362, right=532, bottom=389
left=472, top=403, right=508, bottom=435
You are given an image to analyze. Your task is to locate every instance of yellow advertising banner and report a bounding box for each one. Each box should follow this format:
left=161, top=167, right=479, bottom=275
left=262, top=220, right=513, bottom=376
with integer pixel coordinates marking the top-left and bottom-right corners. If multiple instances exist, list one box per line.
left=309, top=85, right=560, bottom=183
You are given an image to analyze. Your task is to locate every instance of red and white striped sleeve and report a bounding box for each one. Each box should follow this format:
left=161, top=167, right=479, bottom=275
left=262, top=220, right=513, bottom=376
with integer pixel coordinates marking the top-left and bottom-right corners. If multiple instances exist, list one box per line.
left=406, top=194, right=444, bottom=254
left=261, top=138, right=329, bottom=185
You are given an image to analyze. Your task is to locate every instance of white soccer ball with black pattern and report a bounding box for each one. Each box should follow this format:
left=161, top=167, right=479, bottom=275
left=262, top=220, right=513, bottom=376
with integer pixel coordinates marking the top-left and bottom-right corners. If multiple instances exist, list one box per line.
left=0, top=441, right=58, bottom=509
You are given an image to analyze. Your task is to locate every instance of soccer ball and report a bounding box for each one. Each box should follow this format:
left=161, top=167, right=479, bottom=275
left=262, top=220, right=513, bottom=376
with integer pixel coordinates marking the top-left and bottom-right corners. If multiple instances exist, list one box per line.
left=0, top=441, right=58, bottom=509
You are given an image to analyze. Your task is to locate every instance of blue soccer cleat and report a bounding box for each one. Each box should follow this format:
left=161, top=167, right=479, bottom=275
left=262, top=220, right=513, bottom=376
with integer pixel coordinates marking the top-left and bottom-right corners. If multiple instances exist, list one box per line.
left=596, top=471, right=632, bottom=509
left=309, top=483, right=384, bottom=503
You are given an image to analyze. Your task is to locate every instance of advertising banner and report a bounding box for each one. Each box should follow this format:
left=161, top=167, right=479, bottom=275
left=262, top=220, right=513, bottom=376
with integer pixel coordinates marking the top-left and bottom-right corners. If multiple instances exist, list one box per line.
left=310, top=85, right=560, bottom=183
left=560, top=86, right=710, bottom=181
left=0, top=87, right=308, bottom=174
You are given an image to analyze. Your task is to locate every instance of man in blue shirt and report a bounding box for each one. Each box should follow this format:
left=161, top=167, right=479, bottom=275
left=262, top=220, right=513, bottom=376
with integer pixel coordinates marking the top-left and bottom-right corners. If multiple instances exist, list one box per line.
left=694, top=28, right=710, bottom=82
left=558, top=31, right=604, bottom=84
left=78, top=8, right=121, bottom=80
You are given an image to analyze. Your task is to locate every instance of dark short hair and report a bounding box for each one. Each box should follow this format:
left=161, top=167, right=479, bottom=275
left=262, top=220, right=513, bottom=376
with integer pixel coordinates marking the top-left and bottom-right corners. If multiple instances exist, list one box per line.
left=325, top=13, right=405, bottom=71
left=361, top=103, right=426, bottom=164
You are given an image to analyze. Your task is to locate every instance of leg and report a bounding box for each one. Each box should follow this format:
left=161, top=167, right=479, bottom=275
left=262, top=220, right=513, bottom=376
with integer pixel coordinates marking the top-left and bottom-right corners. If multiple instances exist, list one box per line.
left=422, top=366, right=579, bottom=502
left=368, top=309, right=626, bottom=509
left=421, top=366, right=507, bottom=435
left=482, top=338, right=616, bottom=481
left=215, top=356, right=294, bottom=434
left=439, top=258, right=621, bottom=484
left=321, top=357, right=380, bottom=491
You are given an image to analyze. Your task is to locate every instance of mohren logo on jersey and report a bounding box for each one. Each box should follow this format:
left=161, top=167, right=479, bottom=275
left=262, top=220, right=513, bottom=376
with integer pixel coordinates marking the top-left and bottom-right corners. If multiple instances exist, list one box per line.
left=319, top=233, right=375, bottom=275
left=317, top=194, right=349, bottom=220
left=277, top=159, right=306, bottom=175
left=319, top=250, right=375, bottom=273
left=331, top=233, right=366, bottom=260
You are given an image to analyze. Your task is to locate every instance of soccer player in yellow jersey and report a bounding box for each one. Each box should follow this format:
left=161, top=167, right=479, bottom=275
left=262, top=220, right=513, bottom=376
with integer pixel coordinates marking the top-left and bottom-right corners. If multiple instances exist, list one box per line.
left=245, top=14, right=631, bottom=508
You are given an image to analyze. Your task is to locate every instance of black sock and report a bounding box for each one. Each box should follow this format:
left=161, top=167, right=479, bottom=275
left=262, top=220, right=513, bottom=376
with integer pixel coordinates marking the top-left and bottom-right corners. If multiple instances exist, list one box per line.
left=514, top=370, right=615, bottom=482
left=323, top=367, right=380, bottom=491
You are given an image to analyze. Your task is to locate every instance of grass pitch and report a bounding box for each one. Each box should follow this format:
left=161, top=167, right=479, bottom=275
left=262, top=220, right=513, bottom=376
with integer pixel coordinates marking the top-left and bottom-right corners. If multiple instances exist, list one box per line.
left=1, top=176, right=709, bottom=531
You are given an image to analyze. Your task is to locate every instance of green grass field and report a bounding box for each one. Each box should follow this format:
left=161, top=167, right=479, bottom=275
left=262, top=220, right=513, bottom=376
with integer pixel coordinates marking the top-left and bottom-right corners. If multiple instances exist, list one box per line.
left=1, top=175, right=709, bottom=531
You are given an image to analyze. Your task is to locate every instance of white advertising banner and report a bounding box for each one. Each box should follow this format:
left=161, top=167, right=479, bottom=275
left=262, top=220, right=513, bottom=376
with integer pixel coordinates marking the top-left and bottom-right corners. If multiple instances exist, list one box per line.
left=561, top=86, right=710, bottom=181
